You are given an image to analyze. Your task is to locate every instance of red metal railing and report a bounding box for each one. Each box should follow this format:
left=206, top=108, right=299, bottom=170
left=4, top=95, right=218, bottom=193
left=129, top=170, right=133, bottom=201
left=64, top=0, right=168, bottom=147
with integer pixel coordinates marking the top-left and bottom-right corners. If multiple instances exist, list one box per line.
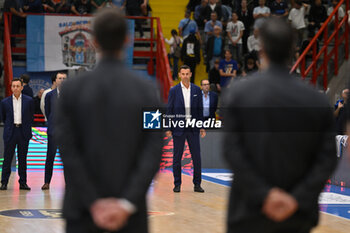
left=3, top=13, right=14, bottom=97
left=3, top=13, right=172, bottom=102
left=290, top=0, right=349, bottom=90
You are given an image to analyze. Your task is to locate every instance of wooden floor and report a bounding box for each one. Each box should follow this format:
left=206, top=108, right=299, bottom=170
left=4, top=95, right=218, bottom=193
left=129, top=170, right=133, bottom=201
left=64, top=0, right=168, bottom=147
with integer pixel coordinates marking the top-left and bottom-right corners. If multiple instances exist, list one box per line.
left=0, top=171, right=349, bottom=233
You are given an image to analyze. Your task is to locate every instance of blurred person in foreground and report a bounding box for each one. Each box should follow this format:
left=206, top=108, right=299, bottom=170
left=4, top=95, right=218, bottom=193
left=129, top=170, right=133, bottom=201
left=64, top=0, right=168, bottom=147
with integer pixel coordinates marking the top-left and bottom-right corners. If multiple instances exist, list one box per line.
left=56, top=8, right=163, bottom=233
left=223, top=18, right=337, bottom=233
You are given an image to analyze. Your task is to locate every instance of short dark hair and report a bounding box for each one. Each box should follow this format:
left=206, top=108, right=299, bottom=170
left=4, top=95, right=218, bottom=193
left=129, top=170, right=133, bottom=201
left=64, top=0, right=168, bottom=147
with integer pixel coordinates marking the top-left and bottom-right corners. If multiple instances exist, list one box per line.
left=20, top=74, right=30, bottom=84
left=93, top=8, right=127, bottom=53
left=55, top=71, right=67, bottom=81
left=200, top=79, right=209, bottom=85
left=260, top=18, right=295, bottom=65
left=171, top=29, right=178, bottom=36
left=295, top=0, right=302, bottom=6
left=179, top=65, right=191, bottom=73
left=12, top=78, right=23, bottom=86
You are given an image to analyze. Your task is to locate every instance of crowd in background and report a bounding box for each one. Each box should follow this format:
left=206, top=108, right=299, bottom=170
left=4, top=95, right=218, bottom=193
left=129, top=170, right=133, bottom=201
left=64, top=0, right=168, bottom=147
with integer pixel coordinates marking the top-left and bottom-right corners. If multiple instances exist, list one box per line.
left=166, top=0, right=347, bottom=94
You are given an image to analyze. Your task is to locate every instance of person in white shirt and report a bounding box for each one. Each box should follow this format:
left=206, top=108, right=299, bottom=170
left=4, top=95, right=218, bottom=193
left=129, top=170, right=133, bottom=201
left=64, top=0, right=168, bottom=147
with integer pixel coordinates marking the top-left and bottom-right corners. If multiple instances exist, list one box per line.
left=288, top=0, right=309, bottom=47
left=165, top=29, right=183, bottom=80
left=327, top=0, right=345, bottom=21
left=41, top=74, right=57, bottom=120
left=227, top=12, right=245, bottom=62
left=247, top=28, right=261, bottom=53
left=253, top=0, right=271, bottom=29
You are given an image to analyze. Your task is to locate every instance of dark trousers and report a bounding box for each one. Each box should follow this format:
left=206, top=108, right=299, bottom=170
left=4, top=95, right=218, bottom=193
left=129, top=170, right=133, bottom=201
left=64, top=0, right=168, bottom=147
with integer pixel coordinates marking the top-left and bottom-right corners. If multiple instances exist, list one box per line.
left=126, top=8, right=144, bottom=37
left=183, top=58, right=197, bottom=83
left=1, top=127, right=29, bottom=185
left=44, top=134, right=58, bottom=184
left=172, top=131, right=201, bottom=186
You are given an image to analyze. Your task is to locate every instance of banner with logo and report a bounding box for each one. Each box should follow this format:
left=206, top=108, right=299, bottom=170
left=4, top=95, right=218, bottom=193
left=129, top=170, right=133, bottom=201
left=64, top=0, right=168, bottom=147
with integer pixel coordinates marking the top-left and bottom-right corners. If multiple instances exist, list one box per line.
left=26, top=15, right=134, bottom=72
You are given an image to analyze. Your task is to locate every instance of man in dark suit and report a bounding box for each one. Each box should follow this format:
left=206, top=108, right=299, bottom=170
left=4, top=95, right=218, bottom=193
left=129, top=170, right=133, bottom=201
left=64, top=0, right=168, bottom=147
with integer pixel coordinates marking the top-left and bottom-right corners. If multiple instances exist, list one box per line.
left=223, top=18, right=337, bottom=233
left=166, top=65, right=206, bottom=193
left=200, top=79, right=218, bottom=120
left=55, top=9, right=162, bottom=233
left=21, top=74, right=34, bottom=98
left=41, top=72, right=67, bottom=190
left=0, top=78, right=34, bottom=191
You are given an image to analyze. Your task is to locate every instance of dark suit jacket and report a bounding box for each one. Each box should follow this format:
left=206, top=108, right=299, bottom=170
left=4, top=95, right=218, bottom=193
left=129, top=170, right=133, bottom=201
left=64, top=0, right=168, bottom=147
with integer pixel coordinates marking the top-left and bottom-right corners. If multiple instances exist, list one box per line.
left=206, top=35, right=225, bottom=63
left=55, top=58, right=163, bottom=233
left=1, top=94, right=34, bottom=143
left=45, top=88, right=58, bottom=136
left=202, top=91, right=218, bottom=118
left=223, top=65, right=337, bottom=232
left=22, top=85, right=34, bottom=98
left=167, top=83, right=203, bottom=136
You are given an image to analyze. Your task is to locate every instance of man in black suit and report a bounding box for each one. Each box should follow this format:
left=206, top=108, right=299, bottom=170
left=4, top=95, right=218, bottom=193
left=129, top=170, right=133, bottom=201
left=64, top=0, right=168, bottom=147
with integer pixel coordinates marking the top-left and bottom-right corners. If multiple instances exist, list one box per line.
left=21, top=74, right=34, bottom=98
left=41, top=72, right=67, bottom=190
left=200, top=79, right=218, bottom=120
left=55, top=9, right=163, bottom=233
left=0, top=79, right=34, bottom=191
left=223, top=18, right=337, bottom=233
left=166, top=65, right=206, bottom=193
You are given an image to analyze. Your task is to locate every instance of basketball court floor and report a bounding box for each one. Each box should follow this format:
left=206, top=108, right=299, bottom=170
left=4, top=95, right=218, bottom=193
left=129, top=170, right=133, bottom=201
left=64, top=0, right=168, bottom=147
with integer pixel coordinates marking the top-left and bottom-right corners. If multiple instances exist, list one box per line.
left=0, top=127, right=350, bottom=232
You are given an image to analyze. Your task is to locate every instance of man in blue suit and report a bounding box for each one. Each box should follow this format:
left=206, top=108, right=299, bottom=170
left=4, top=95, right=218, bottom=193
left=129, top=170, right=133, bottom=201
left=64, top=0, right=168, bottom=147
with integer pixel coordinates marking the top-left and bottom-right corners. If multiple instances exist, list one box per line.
left=41, top=72, right=67, bottom=190
left=200, top=79, right=218, bottom=120
left=166, top=65, right=206, bottom=193
left=0, top=78, right=34, bottom=190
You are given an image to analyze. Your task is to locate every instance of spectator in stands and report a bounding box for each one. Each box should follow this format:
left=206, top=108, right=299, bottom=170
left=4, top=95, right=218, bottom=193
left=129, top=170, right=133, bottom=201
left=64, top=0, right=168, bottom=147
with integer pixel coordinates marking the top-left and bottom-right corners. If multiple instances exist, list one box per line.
left=201, top=79, right=218, bottom=120
left=21, top=74, right=34, bottom=98
left=247, top=28, right=261, bottom=53
left=41, top=74, right=57, bottom=119
left=205, top=0, right=222, bottom=21
left=328, top=0, right=345, bottom=21
left=42, top=0, right=56, bottom=13
left=209, top=58, right=221, bottom=93
left=34, top=89, right=45, bottom=115
left=238, top=0, right=254, bottom=54
left=166, top=29, right=183, bottom=80
left=221, top=3, right=233, bottom=28
left=206, top=25, right=225, bottom=71
left=335, top=88, right=349, bottom=134
left=71, top=0, right=93, bottom=15
left=195, top=0, right=210, bottom=31
left=221, top=0, right=233, bottom=8
left=297, top=31, right=319, bottom=61
left=4, top=0, right=27, bottom=44
left=270, top=0, right=289, bottom=17
left=227, top=12, right=245, bottom=62
left=187, top=0, right=201, bottom=12
left=179, top=10, right=201, bottom=40
left=55, top=0, right=72, bottom=13
left=125, top=0, right=147, bottom=38
left=242, top=54, right=259, bottom=76
left=288, top=0, right=309, bottom=47
left=204, top=12, right=223, bottom=40
left=181, top=30, right=201, bottom=83
left=253, top=0, right=270, bottom=29
left=92, top=0, right=106, bottom=11
left=109, top=0, right=126, bottom=11
left=23, top=0, right=44, bottom=13
left=219, top=50, right=238, bottom=88
left=308, top=0, right=327, bottom=34
left=195, top=0, right=210, bottom=53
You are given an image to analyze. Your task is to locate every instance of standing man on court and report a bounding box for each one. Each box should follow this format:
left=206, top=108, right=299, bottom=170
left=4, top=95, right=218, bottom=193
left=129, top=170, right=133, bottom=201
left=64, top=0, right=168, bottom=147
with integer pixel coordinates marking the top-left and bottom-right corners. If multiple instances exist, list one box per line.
left=166, top=65, right=206, bottom=193
left=0, top=79, right=34, bottom=191
left=55, top=9, right=163, bottom=233
left=41, top=72, right=67, bottom=190
left=223, top=18, right=337, bottom=233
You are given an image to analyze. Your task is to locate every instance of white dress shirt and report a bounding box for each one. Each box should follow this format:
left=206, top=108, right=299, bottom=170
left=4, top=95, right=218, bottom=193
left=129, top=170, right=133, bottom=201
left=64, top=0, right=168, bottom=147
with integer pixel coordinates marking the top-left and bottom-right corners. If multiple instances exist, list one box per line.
left=13, top=94, right=22, bottom=124
left=181, top=82, right=191, bottom=120
left=41, top=88, right=52, bottom=119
